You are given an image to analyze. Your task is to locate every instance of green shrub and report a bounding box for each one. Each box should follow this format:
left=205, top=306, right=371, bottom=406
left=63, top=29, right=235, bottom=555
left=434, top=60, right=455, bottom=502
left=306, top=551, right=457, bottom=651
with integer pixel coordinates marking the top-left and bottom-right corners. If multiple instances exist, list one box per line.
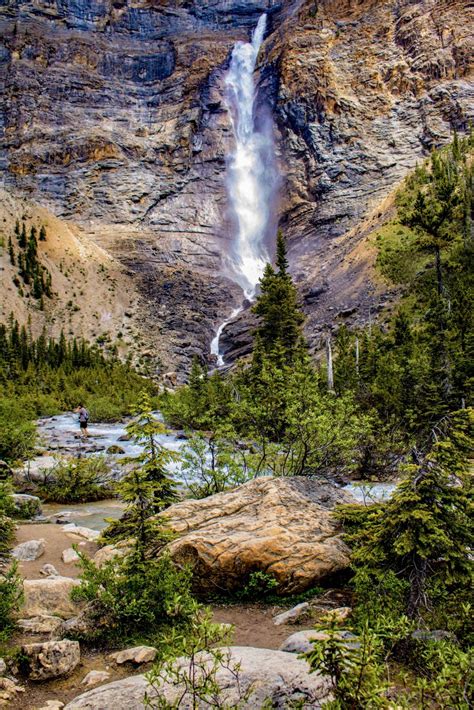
left=0, top=563, right=23, bottom=644
left=0, top=398, right=37, bottom=463
left=71, top=550, right=195, bottom=645
left=37, top=456, right=114, bottom=503
left=0, top=481, right=15, bottom=557
left=237, top=571, right=279, bottom=601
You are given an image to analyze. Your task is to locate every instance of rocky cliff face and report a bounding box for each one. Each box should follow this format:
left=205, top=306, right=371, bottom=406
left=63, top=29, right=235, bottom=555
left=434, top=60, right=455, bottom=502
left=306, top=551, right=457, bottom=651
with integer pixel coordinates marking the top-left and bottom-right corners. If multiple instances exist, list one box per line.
left=1, top=0, right=472, bottom=375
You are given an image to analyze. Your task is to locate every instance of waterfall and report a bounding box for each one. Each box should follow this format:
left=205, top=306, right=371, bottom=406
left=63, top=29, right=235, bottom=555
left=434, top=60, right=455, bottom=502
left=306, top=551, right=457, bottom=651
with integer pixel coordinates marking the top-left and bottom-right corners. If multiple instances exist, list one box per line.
left=210, top=13, right=278, bottom=367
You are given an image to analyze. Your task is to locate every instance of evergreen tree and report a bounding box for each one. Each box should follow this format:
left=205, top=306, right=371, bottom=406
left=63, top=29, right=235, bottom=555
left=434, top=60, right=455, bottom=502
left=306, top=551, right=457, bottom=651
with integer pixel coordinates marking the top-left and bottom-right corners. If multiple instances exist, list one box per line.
left=340, top=409, right=473, bottom=621
left=122, top=392, right=177, bottom=512
left=400, top=150, right=462, bottom=296
left=276, top=229, right=289, bottom=276
left=19, top=222, right=26, bottom=249
left=39, top=225, right=47, bottom=242
left=252, top=235, right=305, bottom=363
left=8, top=237, right=15, bottom=266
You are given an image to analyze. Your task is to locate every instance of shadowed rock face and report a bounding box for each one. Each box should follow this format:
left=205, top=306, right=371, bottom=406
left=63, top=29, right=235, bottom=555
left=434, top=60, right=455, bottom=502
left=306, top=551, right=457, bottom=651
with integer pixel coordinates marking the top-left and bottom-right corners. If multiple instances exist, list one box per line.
left=1, top=0, right=472, bottom=374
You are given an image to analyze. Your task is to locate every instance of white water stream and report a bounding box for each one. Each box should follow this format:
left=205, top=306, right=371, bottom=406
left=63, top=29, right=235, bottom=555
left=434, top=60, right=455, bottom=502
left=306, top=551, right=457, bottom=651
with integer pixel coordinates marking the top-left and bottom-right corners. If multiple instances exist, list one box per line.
left=211, top=13, right=279, bottom=367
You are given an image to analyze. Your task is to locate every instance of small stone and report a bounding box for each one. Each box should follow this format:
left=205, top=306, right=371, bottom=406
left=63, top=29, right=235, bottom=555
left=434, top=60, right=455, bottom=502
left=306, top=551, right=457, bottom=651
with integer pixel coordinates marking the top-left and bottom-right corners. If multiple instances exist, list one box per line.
left=117, top=434, right=131, bottom=442
left=106, top=445, right=125, bottom=454
left=38, top=701, right=64, bottom=710
left=273, top=602, right=310, bottom=626
left=62, top=548, right=80, bottom=564
left=279, top=630, right=330, bottom=653
left=82, top=670, right=111, bottom=687
left=11, top=539, right=45, bottom=561
left=22, top=639, right=80, bottom=680
left=108, top=645, right=157, bottom=665
left=40, top=564, right=60, bottom=577
left=0, top=659, right=6, bottom=675
left=62, top=524, right=100, bottom=541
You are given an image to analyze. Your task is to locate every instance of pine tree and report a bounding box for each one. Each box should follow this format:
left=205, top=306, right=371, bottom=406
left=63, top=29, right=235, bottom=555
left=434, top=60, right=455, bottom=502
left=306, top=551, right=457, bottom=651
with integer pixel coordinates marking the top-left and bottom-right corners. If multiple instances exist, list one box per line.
left=122, top=392, right=177, bottom=512
left=19, top=222, right=27, bottom=249
left=340, top=409, right=473, bottom=621
left=252, top=235, right=305, bottom=363
left=276, top=229, right=289, bottom=277
left=39, top=225, right=47, bottom=242
left=8, top=237, right=15, bottom=266
left=400, top=150, right=462, bottom=296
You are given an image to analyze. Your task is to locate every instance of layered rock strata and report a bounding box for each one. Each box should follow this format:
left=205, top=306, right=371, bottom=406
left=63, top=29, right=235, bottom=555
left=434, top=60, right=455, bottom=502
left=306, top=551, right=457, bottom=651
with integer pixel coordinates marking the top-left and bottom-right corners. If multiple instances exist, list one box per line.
left=1, top=1, right=472, bottom=373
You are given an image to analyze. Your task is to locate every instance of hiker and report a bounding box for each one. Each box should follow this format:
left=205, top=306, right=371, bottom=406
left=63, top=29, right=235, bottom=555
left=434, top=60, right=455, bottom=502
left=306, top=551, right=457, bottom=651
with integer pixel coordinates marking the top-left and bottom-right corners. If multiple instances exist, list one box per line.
left=75, top=403, right=90, bottom=438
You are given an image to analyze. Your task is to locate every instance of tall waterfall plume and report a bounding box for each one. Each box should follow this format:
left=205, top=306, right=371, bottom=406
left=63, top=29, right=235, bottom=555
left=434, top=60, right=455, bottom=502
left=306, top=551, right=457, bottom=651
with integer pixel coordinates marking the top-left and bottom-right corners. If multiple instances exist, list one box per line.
left=211, top=13, right=279, bottom=367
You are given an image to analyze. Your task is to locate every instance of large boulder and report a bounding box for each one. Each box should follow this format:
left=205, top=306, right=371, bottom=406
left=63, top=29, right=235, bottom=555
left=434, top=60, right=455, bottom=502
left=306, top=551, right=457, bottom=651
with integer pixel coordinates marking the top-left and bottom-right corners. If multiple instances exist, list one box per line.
left=65, top=646, right=331, bottom=709
left=22, top=577, right=82, bottom=620
left=22, top=639, right=80, bottom=680
left=162, top=477, right=352, bottom=594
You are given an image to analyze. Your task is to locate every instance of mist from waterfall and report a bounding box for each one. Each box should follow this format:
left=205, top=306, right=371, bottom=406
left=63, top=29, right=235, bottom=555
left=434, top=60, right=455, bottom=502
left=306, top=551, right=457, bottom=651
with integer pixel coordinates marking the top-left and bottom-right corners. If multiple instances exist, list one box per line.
left=210, top=13, right=278, bottom=367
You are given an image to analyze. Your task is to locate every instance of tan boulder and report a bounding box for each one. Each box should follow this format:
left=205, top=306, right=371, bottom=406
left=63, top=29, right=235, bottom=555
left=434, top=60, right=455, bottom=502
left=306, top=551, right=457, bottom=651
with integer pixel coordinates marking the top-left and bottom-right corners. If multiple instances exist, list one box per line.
left=22, top=577, right=82, bottom=620
left=21, top=639, right=80, bottom=680
left=161, top=477, right=352, bottom=595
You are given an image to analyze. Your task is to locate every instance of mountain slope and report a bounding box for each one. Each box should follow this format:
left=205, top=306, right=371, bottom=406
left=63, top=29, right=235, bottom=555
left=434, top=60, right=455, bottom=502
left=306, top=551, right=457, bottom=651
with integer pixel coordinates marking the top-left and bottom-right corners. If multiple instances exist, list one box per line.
left=1, top=0, right=472, bottom=375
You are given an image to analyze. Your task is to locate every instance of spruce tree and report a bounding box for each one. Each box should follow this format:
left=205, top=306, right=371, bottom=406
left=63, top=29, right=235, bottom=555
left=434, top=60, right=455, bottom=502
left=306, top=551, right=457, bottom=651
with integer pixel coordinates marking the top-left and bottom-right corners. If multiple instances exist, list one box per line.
left=8, top=237, right=15, bottom=266
left=340, top=409, right=473, bottom=621
left=122, top=391, right=177, bottom=512
left=252, top=235, right=305, bottom=363
left=39, top=225, right=47, bottom=242
left=19, top=222, right=27, bottom=248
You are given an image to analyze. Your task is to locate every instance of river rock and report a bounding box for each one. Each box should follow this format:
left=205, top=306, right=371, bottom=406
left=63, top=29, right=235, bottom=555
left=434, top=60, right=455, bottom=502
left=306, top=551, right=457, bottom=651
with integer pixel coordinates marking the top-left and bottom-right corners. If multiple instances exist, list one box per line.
left=108, top=646, right=157, bottom=665
left=11, top=493, right=42, bottom=518
left=82, top=670, right=110, bottom=687
left=40, top=563, right=60, bottom=577
left=22, top=577, right=82, bottom=620
left=63, top=524, right=100, bottom=542
left=273, top=602, right=311, bottom=626
left=62, top=548, right=80, bottom=565
left=161, top=477, right=352, bottom=595
left=38, top=702, right=64, bottom=710
left=17, top=615, right=64, bottom=636
left=106, top=445, right=125, bottom=455
left=0, top=660, right=5, bottom=676
left=65, top=646, right=331, bottom=709
left=22, top=639, right=80, bottom=680
left=11, top=539, right=45, bottom=562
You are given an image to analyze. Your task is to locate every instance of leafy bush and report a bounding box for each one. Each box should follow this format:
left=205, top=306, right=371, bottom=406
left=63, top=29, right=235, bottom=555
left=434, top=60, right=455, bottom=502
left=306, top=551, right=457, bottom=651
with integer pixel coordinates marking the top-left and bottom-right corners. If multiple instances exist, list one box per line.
left=181, top=432, right=251, bottom=499
left=37, top=456, right=114, bottom=503
left=0, top=481, right=15, bottom=557
left=237, top=571, right=279, bottom=601
left=0, top=563, right=23, bottom=644
left=0, top=398, right=37, bottom=463
left=71, top=550, right=195, bottom=645
left=146, top=607, right=252, bottom=708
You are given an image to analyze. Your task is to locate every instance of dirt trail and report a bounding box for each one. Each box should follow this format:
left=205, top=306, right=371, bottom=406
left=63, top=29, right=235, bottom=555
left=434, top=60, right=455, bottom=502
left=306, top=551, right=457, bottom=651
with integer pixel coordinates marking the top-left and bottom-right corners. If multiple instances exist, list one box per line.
left=15, top=523, right=98, bottom=579
left=11, top=522, right=309, bottom=709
